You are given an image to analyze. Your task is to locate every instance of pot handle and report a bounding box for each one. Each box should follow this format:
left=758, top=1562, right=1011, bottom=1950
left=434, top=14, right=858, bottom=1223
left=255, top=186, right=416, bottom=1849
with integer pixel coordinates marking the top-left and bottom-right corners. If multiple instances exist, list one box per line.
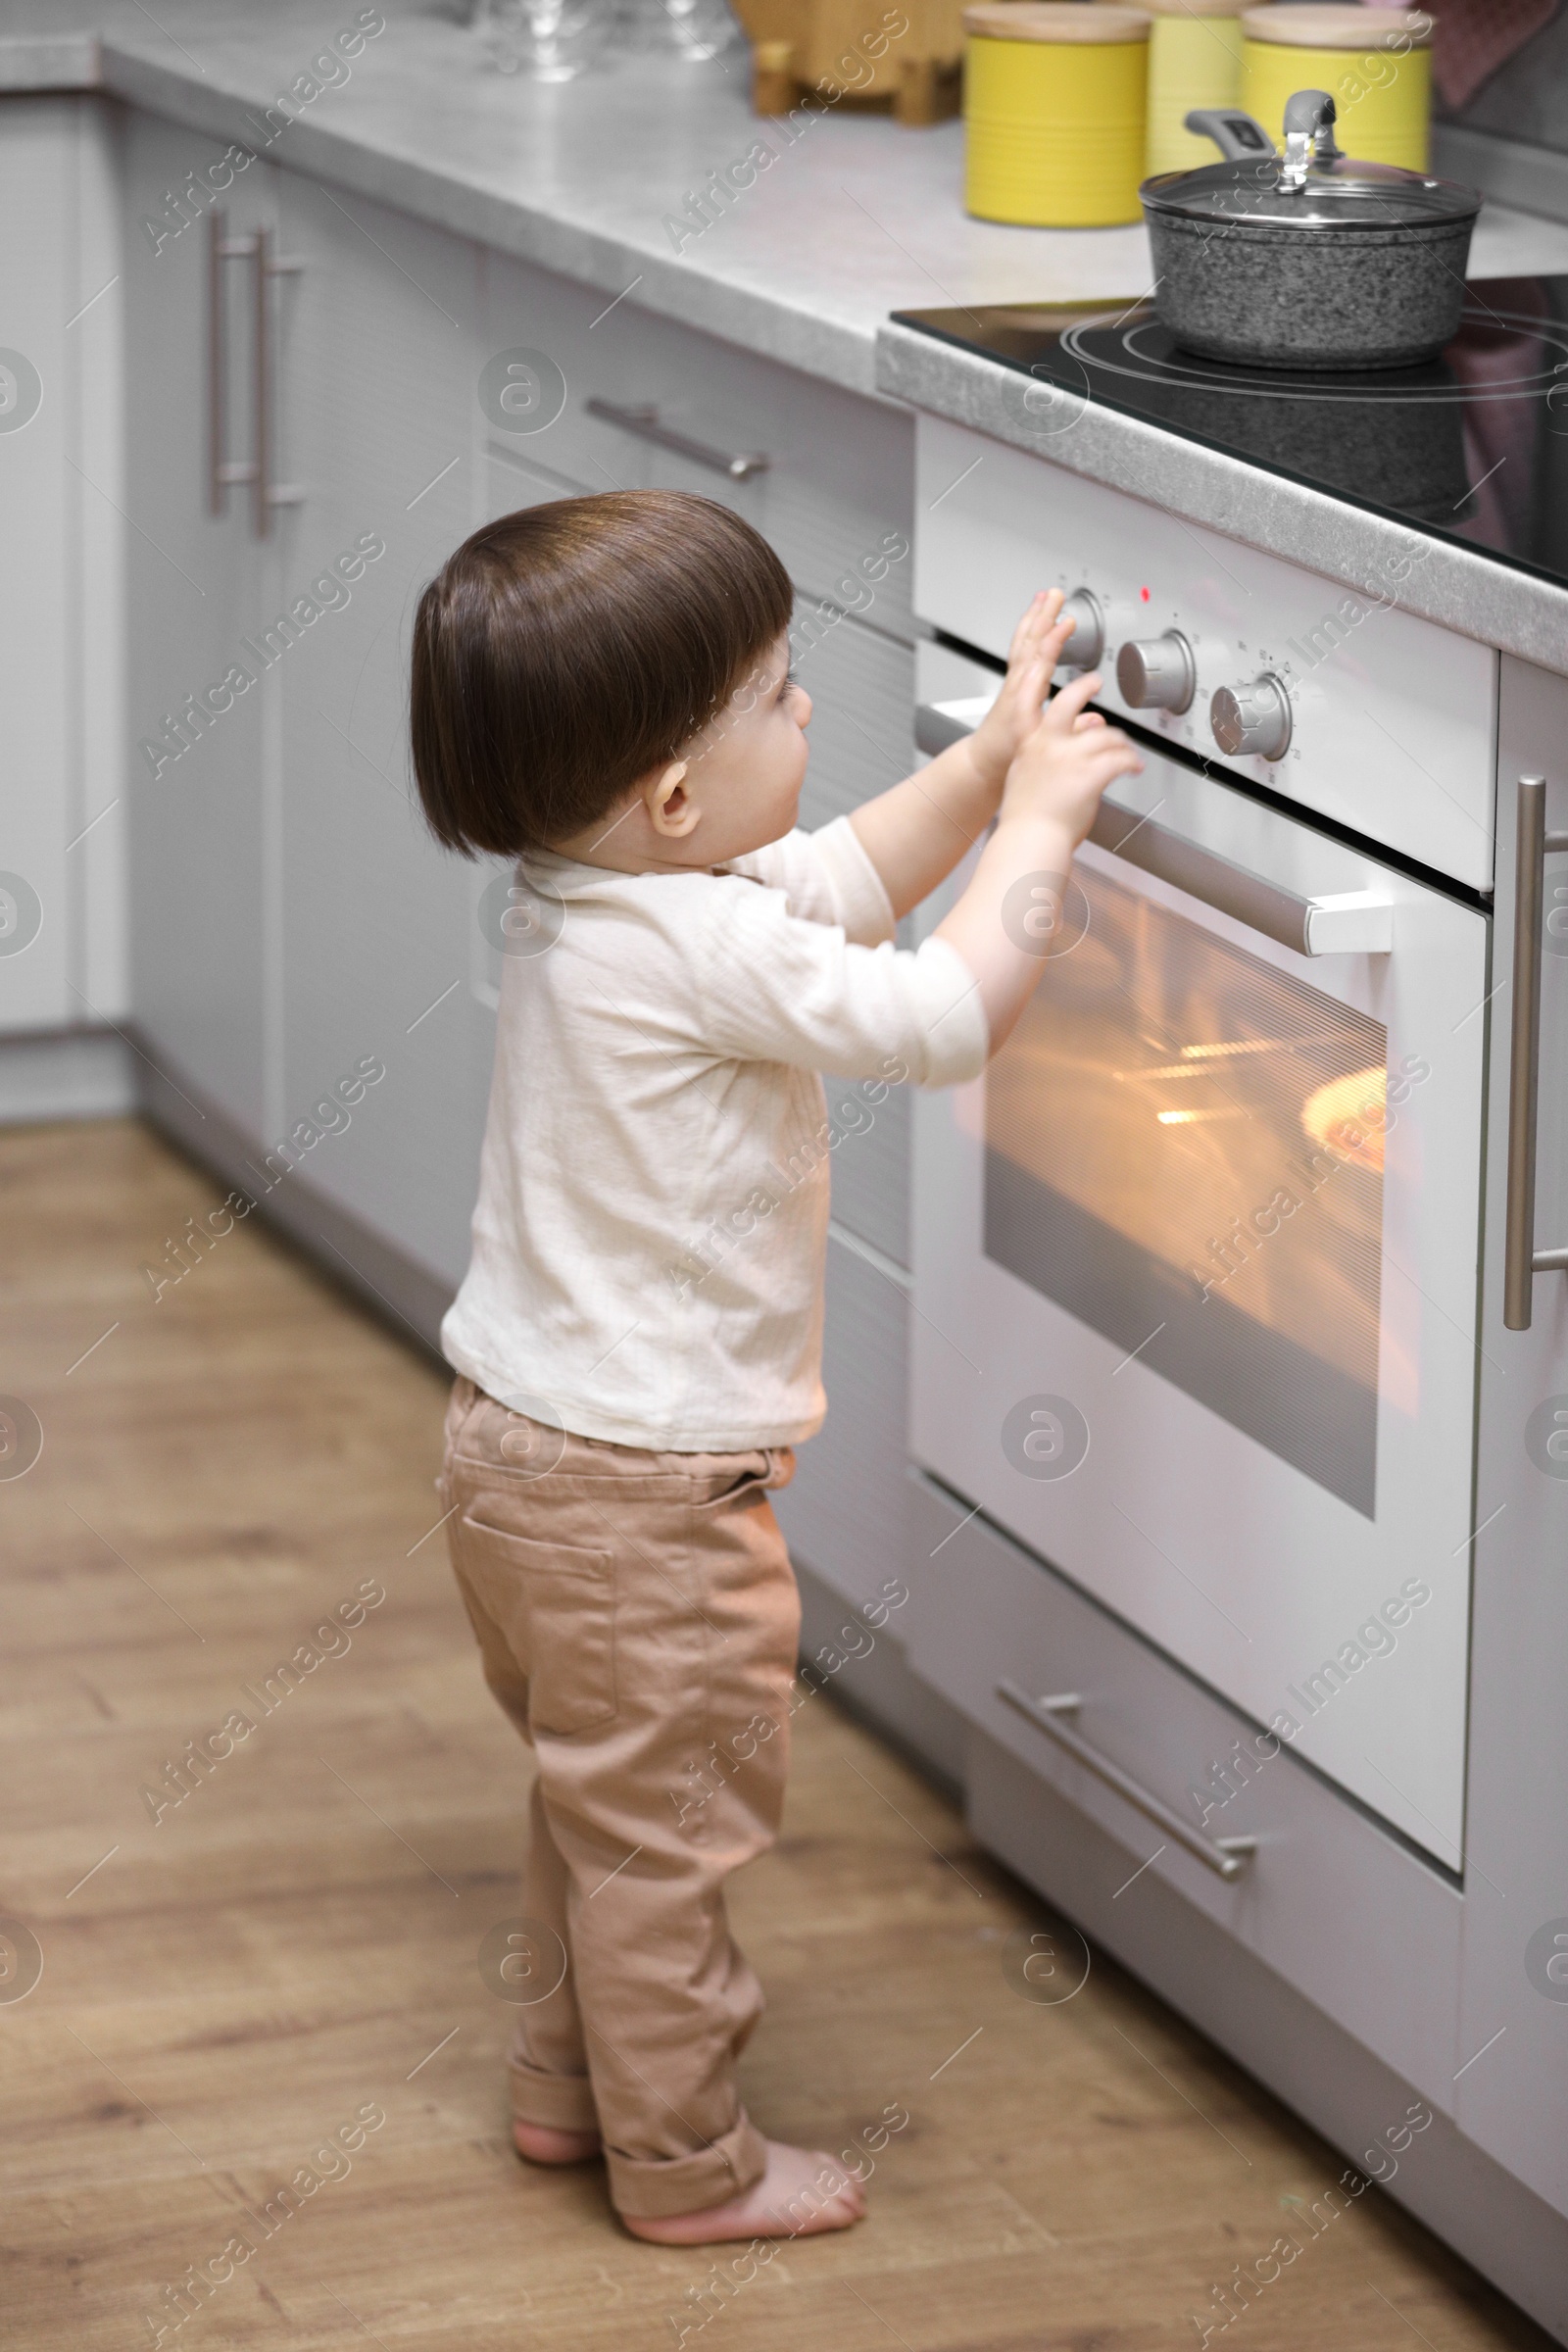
left=1183, top=107, right=1275, bottom=162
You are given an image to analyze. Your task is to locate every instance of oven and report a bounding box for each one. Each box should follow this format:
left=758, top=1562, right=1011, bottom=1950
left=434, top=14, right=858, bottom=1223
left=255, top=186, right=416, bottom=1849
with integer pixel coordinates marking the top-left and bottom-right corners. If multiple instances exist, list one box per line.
left=910, top=676, right=1488, bottom=1870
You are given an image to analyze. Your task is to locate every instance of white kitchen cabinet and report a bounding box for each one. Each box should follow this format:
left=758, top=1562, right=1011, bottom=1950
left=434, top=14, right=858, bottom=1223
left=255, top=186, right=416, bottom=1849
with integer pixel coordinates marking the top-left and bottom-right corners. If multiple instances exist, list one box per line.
left=125, top=137, right=508, bottom=1298
left=123, top=149, right=921, bottom=1346
left=268, top=169, right=492, bottom=1295
left=0, top=96, right=125, bottom=1078
left=123, top=115, right=276, bottom=1139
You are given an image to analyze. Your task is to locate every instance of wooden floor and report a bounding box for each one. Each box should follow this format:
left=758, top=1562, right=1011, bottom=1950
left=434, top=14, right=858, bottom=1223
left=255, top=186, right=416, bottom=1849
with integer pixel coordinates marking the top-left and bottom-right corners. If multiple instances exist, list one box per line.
left=0, top=1116, right=1553, bottom=2352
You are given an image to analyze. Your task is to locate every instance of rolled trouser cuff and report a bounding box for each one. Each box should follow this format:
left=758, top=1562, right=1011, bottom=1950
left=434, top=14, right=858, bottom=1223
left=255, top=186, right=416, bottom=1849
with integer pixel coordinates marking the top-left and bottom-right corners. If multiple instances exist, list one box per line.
left=607, top=2106, right=768, bottom=2219
left=509, top=2051, right=600, bottom=2133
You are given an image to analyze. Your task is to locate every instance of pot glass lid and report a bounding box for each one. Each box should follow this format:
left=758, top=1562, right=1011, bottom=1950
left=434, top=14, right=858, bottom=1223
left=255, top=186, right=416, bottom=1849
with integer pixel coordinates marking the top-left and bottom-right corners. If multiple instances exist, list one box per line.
left=1142, top=155, right=1482, bottom=231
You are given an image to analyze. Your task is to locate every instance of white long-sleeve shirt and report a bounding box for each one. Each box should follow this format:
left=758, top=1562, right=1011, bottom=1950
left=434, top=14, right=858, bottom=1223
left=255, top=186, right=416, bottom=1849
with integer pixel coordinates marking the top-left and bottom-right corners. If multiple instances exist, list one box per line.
left=440, top=815, right=989, bottom=1451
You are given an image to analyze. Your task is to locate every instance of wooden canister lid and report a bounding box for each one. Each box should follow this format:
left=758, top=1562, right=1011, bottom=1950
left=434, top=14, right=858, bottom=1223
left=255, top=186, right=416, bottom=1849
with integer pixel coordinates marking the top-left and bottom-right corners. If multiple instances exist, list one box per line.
left=965, top=3, right=1151, bottom=39
left=1241, top=5, right=1434, bottom=48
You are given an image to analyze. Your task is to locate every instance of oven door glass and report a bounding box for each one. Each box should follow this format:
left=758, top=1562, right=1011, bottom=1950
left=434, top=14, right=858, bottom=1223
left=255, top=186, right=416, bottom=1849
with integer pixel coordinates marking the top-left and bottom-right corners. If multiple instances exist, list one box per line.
left=911, top=759, right=1488, bottom=1867
left=986, top=866, right=1389, bottom=1517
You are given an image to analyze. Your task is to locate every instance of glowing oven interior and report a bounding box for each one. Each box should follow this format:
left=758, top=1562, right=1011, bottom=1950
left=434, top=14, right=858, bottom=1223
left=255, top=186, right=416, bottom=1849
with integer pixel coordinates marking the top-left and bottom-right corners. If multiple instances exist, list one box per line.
left=984, top=864, right=1393, bottom=1515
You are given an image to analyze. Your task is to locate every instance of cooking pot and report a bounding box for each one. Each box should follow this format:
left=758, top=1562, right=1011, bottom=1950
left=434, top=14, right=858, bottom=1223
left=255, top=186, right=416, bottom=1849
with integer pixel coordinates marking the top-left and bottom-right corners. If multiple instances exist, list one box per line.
left=1141, top=87, right=1481, bottom=370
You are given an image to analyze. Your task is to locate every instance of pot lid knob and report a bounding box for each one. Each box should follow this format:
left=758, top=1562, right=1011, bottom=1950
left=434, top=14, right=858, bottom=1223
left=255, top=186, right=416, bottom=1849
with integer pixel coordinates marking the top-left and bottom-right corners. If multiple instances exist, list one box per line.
left=1281, top=88, right=1343, bottom=188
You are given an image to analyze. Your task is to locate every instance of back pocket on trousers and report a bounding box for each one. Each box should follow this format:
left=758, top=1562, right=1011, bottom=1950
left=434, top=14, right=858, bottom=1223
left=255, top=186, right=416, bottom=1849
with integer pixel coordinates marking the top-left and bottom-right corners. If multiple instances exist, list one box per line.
left=456, top=1508, right=617, bottom=1737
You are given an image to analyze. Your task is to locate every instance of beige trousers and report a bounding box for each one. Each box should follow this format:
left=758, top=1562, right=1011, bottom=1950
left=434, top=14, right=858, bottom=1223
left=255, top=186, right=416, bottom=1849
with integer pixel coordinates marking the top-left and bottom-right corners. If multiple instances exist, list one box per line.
left=439, top=1376, right=801, bottom=2219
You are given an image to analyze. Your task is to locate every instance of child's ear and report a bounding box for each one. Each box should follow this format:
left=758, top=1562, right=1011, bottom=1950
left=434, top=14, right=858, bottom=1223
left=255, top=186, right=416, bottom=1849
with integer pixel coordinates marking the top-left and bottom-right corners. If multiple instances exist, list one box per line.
left=647, top=760, right=700, bottom=839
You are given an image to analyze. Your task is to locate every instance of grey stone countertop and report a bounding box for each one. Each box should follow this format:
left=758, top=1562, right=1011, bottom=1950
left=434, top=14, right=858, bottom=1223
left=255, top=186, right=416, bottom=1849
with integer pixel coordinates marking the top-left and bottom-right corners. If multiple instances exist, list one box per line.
left=7, top=0, right=1568, bottom=665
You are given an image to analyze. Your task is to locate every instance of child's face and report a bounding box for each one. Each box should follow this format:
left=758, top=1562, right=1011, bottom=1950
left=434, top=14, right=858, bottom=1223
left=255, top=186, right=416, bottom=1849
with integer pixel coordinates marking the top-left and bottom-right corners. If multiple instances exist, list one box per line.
left=674, top=630, right=813, bottom=864
left=557, top=631, right=811, bottom=872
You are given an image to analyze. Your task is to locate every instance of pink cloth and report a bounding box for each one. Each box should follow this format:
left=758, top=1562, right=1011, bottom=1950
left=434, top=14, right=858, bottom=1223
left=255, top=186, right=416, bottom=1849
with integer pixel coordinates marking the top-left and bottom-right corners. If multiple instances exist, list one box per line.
left=1427, top=0, right=1561, bottom=113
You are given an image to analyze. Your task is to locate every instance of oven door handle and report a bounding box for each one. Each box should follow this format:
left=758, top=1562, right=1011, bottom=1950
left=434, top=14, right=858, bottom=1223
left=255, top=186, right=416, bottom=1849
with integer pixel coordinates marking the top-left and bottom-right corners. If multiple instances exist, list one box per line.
left=998, top=1683, right=1258, bottom=1881
left=1502, top=774, right=1568, bottom=1330
left=915, top=697, right=1394, bottom=956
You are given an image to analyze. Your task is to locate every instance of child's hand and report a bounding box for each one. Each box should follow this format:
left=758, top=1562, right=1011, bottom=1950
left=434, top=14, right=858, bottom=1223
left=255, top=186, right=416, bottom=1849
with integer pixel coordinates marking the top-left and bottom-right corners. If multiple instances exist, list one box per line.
left=964, top=590, right=1081, bottom=792
left=934, top=668, right=1143, bottom=1053
left=998, top=665, right=1143, bottom=849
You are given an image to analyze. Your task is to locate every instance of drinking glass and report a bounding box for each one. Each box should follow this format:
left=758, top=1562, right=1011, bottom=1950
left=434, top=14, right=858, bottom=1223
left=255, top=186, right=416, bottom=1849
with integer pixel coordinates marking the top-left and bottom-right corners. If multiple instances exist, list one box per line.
left=476, top=0, right=609, bottom=81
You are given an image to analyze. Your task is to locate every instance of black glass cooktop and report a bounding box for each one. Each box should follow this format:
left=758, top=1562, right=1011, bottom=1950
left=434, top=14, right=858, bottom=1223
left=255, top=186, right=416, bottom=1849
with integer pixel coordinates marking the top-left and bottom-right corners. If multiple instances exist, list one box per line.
left=895, top=277, right=1568, bottom=594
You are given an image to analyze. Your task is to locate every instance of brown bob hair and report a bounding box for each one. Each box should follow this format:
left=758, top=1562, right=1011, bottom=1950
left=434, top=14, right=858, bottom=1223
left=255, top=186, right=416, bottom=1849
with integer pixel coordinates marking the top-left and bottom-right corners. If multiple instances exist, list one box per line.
left=410, top=490, right=794, bottom=857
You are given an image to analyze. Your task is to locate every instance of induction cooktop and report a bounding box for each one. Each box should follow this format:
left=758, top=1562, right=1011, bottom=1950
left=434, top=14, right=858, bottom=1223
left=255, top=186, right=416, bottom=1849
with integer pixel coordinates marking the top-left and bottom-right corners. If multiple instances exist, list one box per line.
left=894, top=276, right=1568, bottom=594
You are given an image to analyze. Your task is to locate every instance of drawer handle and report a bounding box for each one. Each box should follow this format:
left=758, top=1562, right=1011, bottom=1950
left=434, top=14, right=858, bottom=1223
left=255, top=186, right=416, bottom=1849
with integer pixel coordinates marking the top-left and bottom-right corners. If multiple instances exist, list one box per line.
left=998, top=1682, right=1258, bottom=1882
left=584, top=395, right=769, bottom=482
left=916, top=699, right=1392, bottom=957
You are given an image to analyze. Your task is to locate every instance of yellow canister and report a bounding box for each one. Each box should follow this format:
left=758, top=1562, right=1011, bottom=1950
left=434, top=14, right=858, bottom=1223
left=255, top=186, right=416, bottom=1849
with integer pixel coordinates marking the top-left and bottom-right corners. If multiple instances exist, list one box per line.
left=1241, top=5, right=1434, bottom=172
left=964, top=4, right=1151, bottom=228
left=1102, top=0, right=1250, bottom=178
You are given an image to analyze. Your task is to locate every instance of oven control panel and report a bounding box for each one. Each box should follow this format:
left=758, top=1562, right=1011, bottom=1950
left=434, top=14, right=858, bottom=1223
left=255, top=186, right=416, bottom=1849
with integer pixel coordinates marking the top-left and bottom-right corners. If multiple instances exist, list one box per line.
left=914, top=415, right=1498, bottom=893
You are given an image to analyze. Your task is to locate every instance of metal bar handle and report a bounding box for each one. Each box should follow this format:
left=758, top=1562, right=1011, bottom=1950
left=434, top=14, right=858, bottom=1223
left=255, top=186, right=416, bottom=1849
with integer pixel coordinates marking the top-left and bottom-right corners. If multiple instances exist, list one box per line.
left=208, top=215, right=304, bottom=534
left=915, top=699, right=1393, bottom=957
left=208, top=210, right=259, bottom=514
left=584, top=395, right=769, bottom=482
left=1503, top=775, right=1568, bottom=1330
left=998, top=1682, right=1257, bottom=1882
left=253, top=225, right=305, bottom=538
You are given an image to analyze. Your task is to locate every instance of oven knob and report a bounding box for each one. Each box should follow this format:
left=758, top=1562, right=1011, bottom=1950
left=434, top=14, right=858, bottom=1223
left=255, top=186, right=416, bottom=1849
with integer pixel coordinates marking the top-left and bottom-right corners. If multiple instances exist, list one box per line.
left=1116, top=631, right=1196, bottom=713
left=1058, top=588, right=1104, bottom=670
left=1210, top=673, right=1293, bottom=761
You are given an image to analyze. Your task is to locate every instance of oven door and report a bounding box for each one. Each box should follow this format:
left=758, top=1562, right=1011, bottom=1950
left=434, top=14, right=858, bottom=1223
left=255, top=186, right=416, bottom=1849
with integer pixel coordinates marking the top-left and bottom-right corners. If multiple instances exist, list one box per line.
left=910, top=714, right=1489, bottom=1867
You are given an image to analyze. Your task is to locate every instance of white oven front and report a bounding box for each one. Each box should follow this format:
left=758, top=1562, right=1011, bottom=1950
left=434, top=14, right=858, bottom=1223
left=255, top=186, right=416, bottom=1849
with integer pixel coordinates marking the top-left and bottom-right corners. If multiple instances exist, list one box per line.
left=910, top=714, right=1488, bottom=1867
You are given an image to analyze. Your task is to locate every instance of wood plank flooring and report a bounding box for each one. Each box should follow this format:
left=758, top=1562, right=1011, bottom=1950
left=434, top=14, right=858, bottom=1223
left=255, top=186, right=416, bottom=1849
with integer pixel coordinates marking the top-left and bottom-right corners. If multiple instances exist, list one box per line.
left=0, top=1117, right=1553, bottom=2351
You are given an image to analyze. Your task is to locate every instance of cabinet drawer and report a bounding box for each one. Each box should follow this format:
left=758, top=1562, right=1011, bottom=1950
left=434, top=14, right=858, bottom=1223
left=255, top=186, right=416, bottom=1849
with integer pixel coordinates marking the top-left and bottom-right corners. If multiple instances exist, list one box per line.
left=907, top=1474, right=1463, bottom=2111
left=481, top=252, right=913, bottom=638
left=776, top=1229, right=909, bottom=1608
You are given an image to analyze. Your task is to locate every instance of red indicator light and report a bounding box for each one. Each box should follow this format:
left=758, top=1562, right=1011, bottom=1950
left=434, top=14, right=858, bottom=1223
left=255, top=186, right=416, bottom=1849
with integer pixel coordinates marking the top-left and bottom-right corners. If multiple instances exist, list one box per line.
left=1140, top=586, right=1151, bottom=602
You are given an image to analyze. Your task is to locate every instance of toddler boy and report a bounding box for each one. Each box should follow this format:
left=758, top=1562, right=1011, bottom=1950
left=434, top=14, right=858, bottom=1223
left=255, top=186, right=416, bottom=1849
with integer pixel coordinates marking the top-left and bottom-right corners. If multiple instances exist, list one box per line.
left=411, top=491, right=1138, bottom=2243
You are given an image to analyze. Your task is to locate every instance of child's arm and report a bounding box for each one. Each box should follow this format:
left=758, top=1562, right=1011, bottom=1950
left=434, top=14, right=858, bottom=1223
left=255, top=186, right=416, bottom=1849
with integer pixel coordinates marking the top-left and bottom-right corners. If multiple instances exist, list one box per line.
left=849, top=589, right=1085, bottom=920
left=935, top=671, right=1142, bottom=1054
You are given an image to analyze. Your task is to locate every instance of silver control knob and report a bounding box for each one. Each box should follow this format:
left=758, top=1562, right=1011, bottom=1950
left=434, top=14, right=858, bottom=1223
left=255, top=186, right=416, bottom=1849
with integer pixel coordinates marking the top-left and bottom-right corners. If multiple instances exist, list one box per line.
left=1116, top=631, right=1196, bottom=714
left=1058, top=588, right=1104, bottom=670
left=1210, top=672, right=1293, bottom=761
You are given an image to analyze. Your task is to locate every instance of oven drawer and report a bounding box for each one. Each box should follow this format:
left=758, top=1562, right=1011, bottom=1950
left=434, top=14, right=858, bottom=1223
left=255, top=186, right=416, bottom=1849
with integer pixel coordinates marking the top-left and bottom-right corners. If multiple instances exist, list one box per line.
left=907, top=1472, right=1463, bottom=2110
left=481, top=252, right=914, bottom=640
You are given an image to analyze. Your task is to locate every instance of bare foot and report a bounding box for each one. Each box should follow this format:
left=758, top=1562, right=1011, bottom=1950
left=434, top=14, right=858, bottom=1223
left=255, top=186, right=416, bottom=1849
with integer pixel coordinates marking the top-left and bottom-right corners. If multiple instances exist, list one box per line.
left=513, top=2118, right=603, bottom=2166
left=620, top=2139, right=866, bottom=2244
